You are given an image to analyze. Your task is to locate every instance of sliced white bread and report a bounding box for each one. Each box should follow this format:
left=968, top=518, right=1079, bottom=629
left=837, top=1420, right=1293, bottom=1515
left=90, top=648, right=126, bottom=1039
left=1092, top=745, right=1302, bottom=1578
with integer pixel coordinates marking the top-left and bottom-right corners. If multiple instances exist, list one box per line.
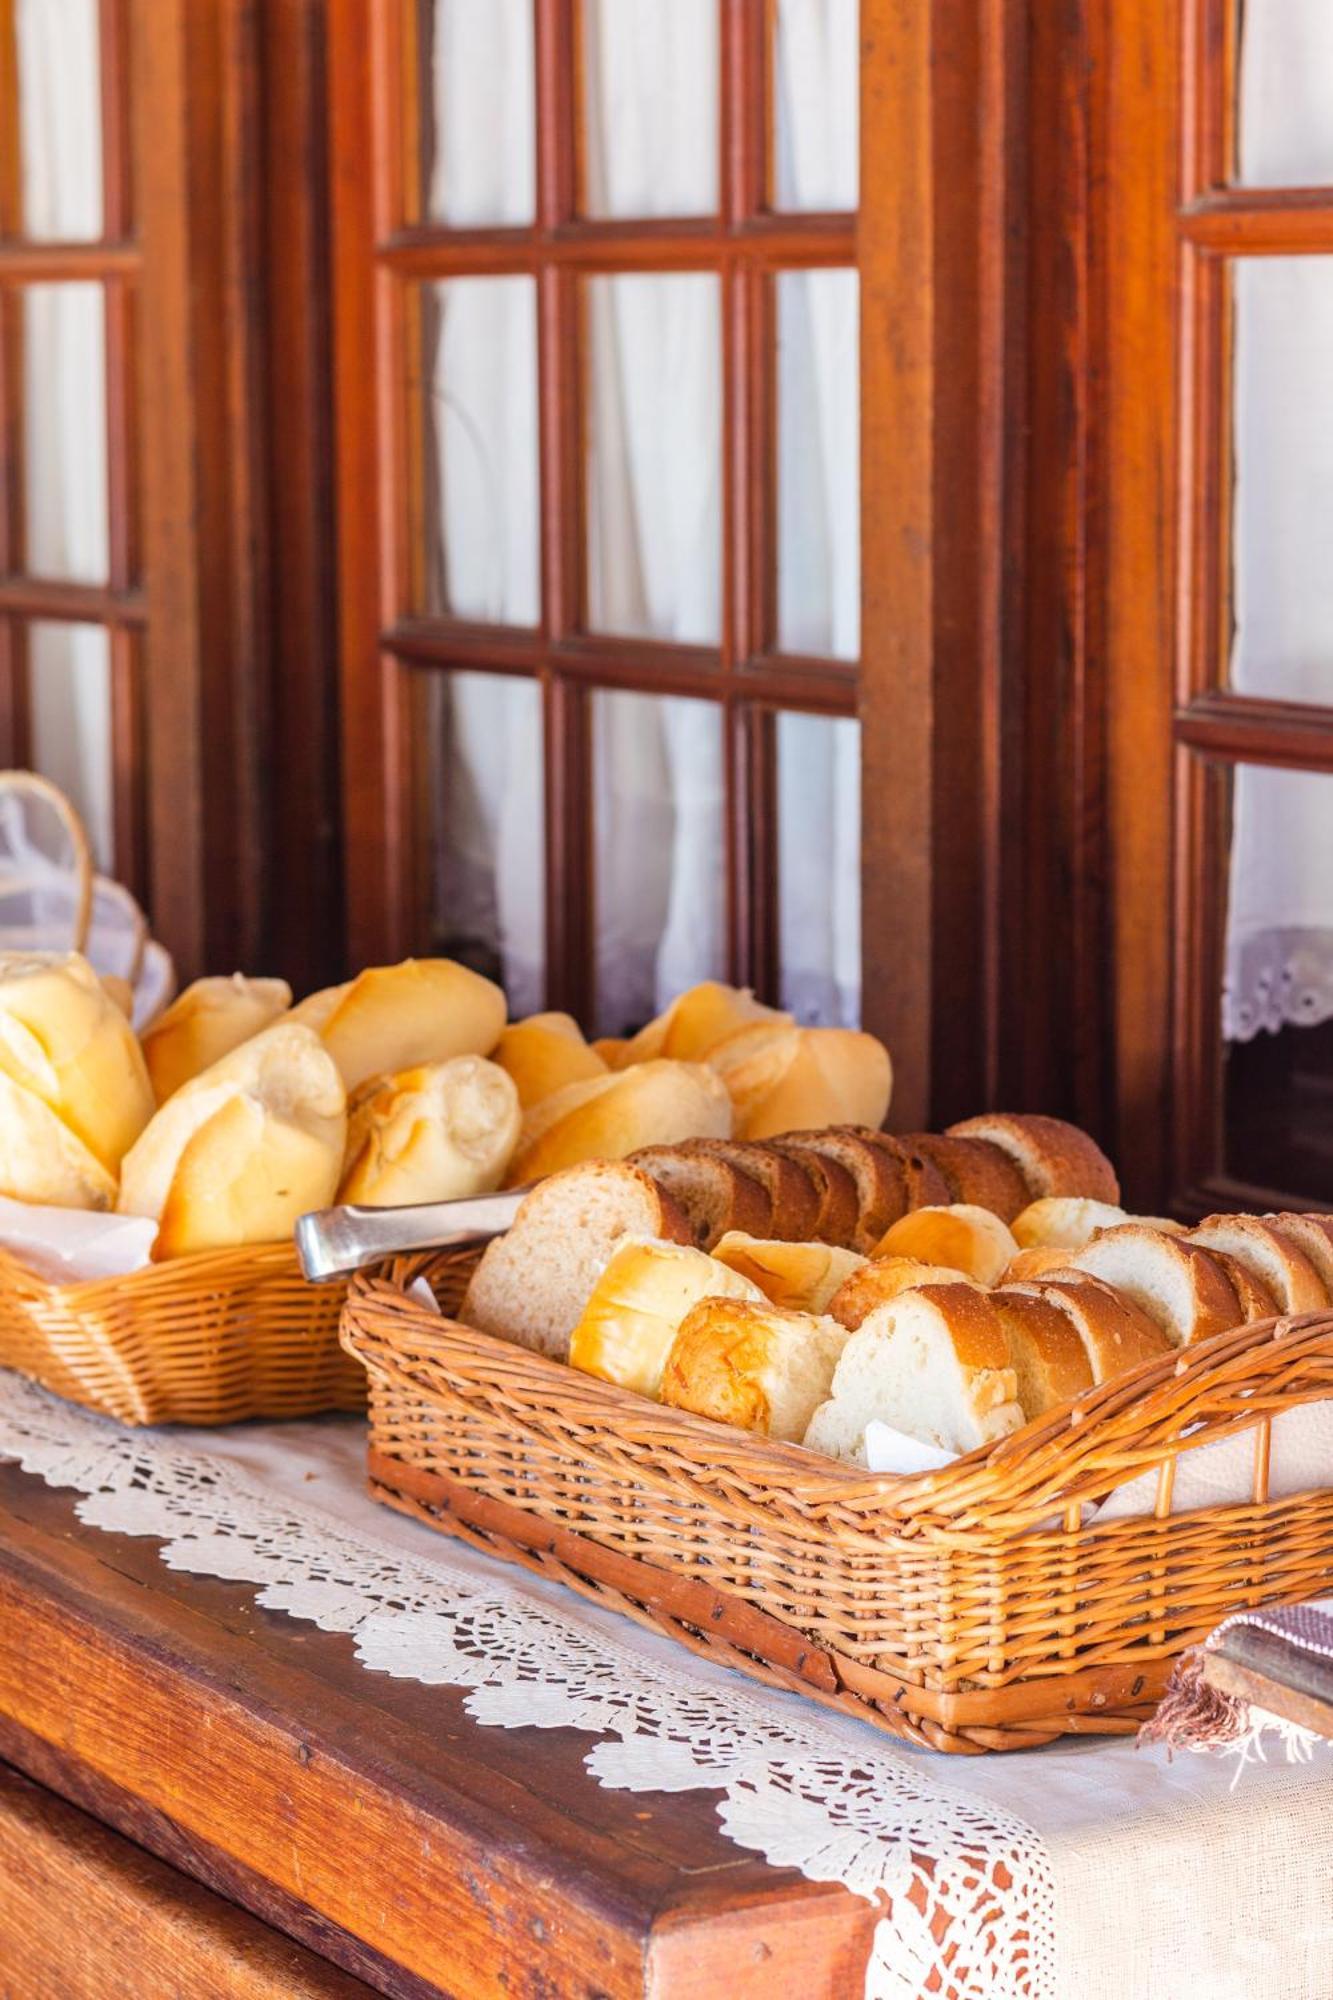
left=802, top=1396, right=873, bottom=1467
left=873, top=1203, right=1019, bottom=1284
left=945, top=1112, right=1120, bottom=1204
left=998, top=1277, right=1169, bottom=1385
left=661, top=1297, right=848, bottom=1442
left=1187, top=1214, right=1328, bottom=1314
left=1266, top=1214, right=1333, bottom=1298
left=895, top=1132, right=1029, bottom=1223
left=506, top=1059, right=733, bottom=1186
left=986, top=1288, right=1095, bottom=1417
left=568, top=1239, right=763, bottom=1398
left=1059, top=1224, right=1241, bottom=1346
left=629, top=1144, right=771, bottom=1249
left=460, top=1161, right=693, bottom=1359
left=828, top=1256, right=979, bottom=1331
left=711, top=1232, right=866, bottom=1314
left=819, top=1284, right=1024, bottom=1456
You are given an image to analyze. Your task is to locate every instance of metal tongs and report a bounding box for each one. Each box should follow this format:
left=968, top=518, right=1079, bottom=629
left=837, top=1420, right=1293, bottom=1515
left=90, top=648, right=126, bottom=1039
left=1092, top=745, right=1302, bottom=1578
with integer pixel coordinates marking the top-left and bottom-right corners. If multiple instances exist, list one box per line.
left=295, top=1189, right=527, bottom=1283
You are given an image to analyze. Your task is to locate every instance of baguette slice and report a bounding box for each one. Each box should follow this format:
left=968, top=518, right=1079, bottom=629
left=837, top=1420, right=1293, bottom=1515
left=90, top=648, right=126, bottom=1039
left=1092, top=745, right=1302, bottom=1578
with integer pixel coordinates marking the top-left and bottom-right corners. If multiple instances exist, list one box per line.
left=1002, top=1245, right=1087, bottom=1284
left=568, top=1238, right=763, bottom=1397
left=986, top=1288, right=1095, bottom=1417
left=874, top=1203, right=1018, bottom=1285
left=629, top=1143, right=771, bottom=1249
left=492, top=1012, right=607, bottom=1109
left=779, top=1128, right=909, bottom=1253
left=769, top=1141, right=860, bottom=1247
left=1060, top=1226, right=1241, bottom=1346
left=828, top=1255, right=979, bottom=1331
left=1266, top=1214, right=1333, bottom=1298
left=851, top=1130, right=952, bottom=1209
left=1198, top=1250, right=1279, bottom=1325
left=801, top=1397, right=873, bottom=1467
left=896, top=1133, right=1029, bottom=1223
left=820, top=1285, right=1024, bottom=1456
left=712, top=1232, right=865, bottom=1314
left=508, top=1060, right=733, bottom=1186
left=945, top=1112, right=1120, bottom=1204
left=677, top=1137, right=821, bottom=1241
left=997, top=1278, right=1168, bottom=1388
left=460, top=1161, right=693, bottom=1359
left=661, top=1297, right=847, bottom=1442
left=1188, top=1214, right=1327, bottom=1314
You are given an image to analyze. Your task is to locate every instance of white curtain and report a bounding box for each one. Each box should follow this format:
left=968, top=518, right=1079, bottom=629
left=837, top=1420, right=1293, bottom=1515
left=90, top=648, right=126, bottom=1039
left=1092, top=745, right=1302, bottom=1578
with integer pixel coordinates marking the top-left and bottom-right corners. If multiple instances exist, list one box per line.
left=428, top=0, right=861, bottom=1032
left=1224, top=5, right=1333, bottom=1041
left=14, top=0, right=113, bottom=869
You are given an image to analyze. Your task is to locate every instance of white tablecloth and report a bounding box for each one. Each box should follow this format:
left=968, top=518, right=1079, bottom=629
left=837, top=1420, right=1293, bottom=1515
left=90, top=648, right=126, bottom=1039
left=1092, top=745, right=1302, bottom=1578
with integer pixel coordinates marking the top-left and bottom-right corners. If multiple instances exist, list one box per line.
left=1, top=1373, right=1330, bottom=2000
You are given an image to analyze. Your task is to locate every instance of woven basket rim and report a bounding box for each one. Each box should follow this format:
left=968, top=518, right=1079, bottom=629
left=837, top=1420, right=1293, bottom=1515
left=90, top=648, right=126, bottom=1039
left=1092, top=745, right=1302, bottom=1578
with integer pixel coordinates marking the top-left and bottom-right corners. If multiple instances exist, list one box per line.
left=0, top=1235, right=304, bottom=1304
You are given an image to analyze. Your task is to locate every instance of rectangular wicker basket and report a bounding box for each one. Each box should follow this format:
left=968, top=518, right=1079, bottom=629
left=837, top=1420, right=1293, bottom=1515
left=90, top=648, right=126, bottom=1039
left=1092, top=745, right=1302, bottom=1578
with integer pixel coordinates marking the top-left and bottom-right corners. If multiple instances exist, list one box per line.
left=0, top=1241, right=363, bottom=1426
left=342, top=1250, right=1333, bottom=1753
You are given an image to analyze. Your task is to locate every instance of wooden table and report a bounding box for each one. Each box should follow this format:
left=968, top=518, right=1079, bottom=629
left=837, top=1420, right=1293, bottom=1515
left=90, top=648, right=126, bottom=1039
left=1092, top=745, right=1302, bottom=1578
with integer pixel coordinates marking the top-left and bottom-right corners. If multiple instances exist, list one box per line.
left=1201, top=1620, right=1333, bottom=1742
left=0, top=1460, right=876, bottom=1999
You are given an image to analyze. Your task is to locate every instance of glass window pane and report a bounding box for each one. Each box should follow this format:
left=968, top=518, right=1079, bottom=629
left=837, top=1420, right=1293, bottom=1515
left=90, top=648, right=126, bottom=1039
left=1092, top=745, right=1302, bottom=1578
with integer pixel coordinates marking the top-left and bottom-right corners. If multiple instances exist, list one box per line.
left=22, top=283, right=109, bottom=584
left=14, top=0, right=104, bottom=241
left=582, top=0, right=718, bottom=218
left=776, top=268, right=859, bottom=659
left=1230, top=258, right=1333, bottom=704
left=1223, top=762, right=1333, bottom=1199
left=592, top=690, right=725, bottom=1036
left=416, top=0, right=535, bottom=227
left=773, top=0, right=858, bottom=212
left=417, top=670, right=545, bottom=1017
left=1235, top=0, right=1333, bottom=189
left=585, top=274, right=721, bottom=642
left=26, top=621, right=114, bottom=870
left=415, top=277, right=540, bottom=623
left=777, top=711, right=860, bottom=1026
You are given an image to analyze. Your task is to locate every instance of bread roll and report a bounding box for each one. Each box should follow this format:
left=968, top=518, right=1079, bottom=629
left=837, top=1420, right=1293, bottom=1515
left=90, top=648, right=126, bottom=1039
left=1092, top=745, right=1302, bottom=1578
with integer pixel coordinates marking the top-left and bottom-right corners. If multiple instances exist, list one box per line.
left=142, top=973, right=292, bottom=1103
left=1011, top=1196, right=1129, bottom=1250
left=506, top=1059, right=732, bottom=1186
left=1060, top=1224, right=1241, bottom=1346
left=629, top=1143, right=770, bottom=1248
left=1001, top=1277, right=1171, bottom=1382
left=706, top=1026, right=892, bottom=1142
left=896, top=1132, right=1029, bottom=1223
left=460, top=1161, right=693, bottom=1359
left=568, top=1239, right=763, bottom=1397
left=661, top=1297, right=847, bottom=1442
left=711, top=1232, right=865, bottom=1313
left=0, top=951, right=154, bottom=1174
left=817, top=1285, right=1024, bottom=1457
left=338, top=1056, right=520, bottom=1207
left=945, top=1113, right=1120, bottom=1204
left=986, top=1289, right=1095, bottom=1417
left=493, top=1012, right=607, bottom=1109
left=0, top=1070, right=118, bottom=1209
left=610, top=981, right=791, bottom=1069
left=117, top=1021, right=347, bottom=1257
left=1001, top=1245, right=1087, bottom=1283
left=827, top=1255, right=979, bottom=1331
left=1187, top=1214, right=1328, bottom=1314
left=291, top=958, right=506, bottom=1090
left=874, top=1204, right=1019, bottom=1285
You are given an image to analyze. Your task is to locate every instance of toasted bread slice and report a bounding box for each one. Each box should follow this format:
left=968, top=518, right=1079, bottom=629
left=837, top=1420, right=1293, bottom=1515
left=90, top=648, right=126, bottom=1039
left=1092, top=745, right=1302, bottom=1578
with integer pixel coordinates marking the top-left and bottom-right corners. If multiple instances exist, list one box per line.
left=945, top=1112, right=1120, bottom=1204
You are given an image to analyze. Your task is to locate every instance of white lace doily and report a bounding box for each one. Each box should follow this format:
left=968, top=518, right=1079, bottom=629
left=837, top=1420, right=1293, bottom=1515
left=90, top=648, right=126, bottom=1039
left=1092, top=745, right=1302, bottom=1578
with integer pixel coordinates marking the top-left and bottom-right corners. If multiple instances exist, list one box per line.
left=0, top=1373, right=1054, bottom=2000
left=1223, top=925, right=1333, bottom=1041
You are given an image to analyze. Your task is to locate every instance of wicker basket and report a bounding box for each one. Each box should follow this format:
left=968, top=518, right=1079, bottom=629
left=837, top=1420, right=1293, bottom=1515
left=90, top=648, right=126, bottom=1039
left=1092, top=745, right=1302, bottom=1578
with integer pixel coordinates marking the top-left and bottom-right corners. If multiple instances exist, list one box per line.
left=0, top=1241, right=363, bottom=1426
left=342, top=1250, right=1333, bottom=1752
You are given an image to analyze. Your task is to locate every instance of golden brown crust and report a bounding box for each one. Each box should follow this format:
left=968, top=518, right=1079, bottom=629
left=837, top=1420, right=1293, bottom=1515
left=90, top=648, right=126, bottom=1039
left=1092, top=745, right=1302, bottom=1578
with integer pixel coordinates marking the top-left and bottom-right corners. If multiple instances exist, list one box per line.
left=1189, top=1215, right=1326, bottom=1314
left=1195, top=1247, right=1279, bottom=1324
left=898, top=1133, right=1030, bottom=1223
left=944, top=1113, right=1120, bottom=1205
left=908, top=1283, right=1013, bottom=1374
left=778, top=1129, right=909, bottom=1251
left=1063, top=1225, right=1241, bottom=1345
left=988, top=1289, right=1094, bottom=1415
left=1008, top=1277, right=1171, bottom=1382
left=677, top=1138, right=821, bottom=1241
left=1267, top=1214, right=1333, bottom=1298
left=768, top=1143, right=860, bottom=1247
left=630, top=1145, right=771, bottom=1249
left=661, top=1297, right=810, bottom=1432
left=827, top=1256, right=973, bottom=1330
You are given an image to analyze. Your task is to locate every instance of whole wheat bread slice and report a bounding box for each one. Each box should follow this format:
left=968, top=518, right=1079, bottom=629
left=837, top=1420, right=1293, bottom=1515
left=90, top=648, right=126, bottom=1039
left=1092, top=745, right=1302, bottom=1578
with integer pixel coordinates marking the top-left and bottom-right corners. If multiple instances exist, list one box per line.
left=629, top=1145, right=771, bottom=1249
left=675, top=1137, right=821, bottom=1241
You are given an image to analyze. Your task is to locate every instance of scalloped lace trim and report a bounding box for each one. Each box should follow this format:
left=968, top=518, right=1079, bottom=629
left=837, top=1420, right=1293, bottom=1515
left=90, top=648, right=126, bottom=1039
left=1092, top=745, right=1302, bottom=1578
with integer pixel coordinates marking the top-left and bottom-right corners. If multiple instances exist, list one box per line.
left=1224, top=927, right=1333, bottom=1042
left=0, top=1374, right=1054, bottom=2000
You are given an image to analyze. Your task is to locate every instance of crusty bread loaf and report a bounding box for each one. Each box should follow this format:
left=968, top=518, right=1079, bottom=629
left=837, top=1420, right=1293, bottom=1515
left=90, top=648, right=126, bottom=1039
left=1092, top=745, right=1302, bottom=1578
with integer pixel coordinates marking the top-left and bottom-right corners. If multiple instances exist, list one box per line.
left=827, top=1255, right=979, bottom=1331
left=678, top=1138, right=822, bottom=1240
left=986, top=1289, right=1094, bottom=1417
left=492, top=1011, right=607, bottom=1109
left=1187, top=1214, right=1328, bottom=1314
left=116, top=1021, right=347, bottom=1257
left=661, top=1297, right=847, bottom=1442
left=711, top=1233, right=865, bottom=1313
left=459, top=1161, right=693, bottom=1359
left=0, top=1070, right=118, bottom=1209
left=1266, top=1214, right=1333, bottom=1298
left=1060, top=1224, right=1241, bottom=1346
left=706, top=1025, right=892, bottom=1141
left=896, top=1132, right=1029, bottom=1223
left=0, top=951, right=154, bottom=1176
left=812, top=1285, right=1024, bottom=1457
left=611, top=981, right=791, bottom=1069
left=338, top=1056, right=520, bottom=1207
left=629, top=1143, right=770, bottom=1249
left=568, top=1239, right=764, bottom=1397
left=873, top=1204, right=1019, bottom=1285
left=507, top=1059, right=733, bottom=1186
left=142, top=974, right=292, bottom=1104
left=769, top=1141, right=860, bottom=1247
left=291, top=958, right=506, bottom=1090
left=1011, top=1196, right=1129, bottom=1250
left=1197, top=1250, right=1278, bottom=1324
left=1000, top=1276, right=1171, bottom=1383
left=945, top=1112, right=1120, bottom=1204
left=778, top=1128, right=908, bottom=1252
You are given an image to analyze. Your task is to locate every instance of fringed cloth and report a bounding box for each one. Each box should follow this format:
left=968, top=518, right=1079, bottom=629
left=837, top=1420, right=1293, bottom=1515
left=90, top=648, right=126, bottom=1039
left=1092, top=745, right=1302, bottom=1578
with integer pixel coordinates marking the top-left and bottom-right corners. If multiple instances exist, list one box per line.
left=1142, top=1601, right=1333, bottom=1763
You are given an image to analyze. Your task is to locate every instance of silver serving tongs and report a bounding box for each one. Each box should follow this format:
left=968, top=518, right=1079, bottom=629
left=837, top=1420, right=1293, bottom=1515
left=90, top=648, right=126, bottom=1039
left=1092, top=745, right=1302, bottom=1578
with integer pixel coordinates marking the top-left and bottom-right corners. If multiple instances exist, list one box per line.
left=295, top=1189, right=526, bottom=1283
